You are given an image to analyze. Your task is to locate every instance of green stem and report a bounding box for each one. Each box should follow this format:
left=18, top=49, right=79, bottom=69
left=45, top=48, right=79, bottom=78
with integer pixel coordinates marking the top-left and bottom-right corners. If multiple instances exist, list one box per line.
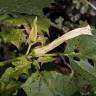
left=26, top=44, right=32, bottom=55
left=26, top=43, right=35, bottom=55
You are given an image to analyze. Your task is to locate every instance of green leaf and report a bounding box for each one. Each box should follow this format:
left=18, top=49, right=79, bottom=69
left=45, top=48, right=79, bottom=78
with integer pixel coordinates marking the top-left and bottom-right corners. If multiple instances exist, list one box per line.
left=72, top=74, right=92, bottom=96
left=4, top=17, right=30, bottom=28
left=27, top=17, right=37, bottom=44
left=12, top=56, right=31, bottom=75
left=65, top=32, right=96, bottom=86
left=0, top=14, right=10, bottom=21
left=0, top=0, right=54, bottom=16
left=0, top=80, right=21, bottom=96
left=0, top=67, right=14, bottom=83
left=65, top=35, right=96, bottom=66
left=0, top=68, right=20, bottom=96
left=0, top=56, right=31, bottom=95
left=0, top=29, right=25, bottom=48
left=0, top=56, right=31, bottom=83
left=37, top=17, right=51, bottom=36
left=22, top=71, right=77, bottom=96
left=70, top=59, right=96, bottom=87
left=26, top=16, right=51, bottom=35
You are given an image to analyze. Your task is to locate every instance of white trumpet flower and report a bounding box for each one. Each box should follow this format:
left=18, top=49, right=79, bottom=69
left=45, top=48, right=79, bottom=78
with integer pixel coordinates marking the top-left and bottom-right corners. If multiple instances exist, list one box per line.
left=33, top=25, right=92, bottom=57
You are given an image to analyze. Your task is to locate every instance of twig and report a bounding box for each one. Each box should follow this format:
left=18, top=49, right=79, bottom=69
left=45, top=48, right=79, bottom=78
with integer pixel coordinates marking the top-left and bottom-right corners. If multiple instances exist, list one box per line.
left=85, top=0, right=96, bottom=10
